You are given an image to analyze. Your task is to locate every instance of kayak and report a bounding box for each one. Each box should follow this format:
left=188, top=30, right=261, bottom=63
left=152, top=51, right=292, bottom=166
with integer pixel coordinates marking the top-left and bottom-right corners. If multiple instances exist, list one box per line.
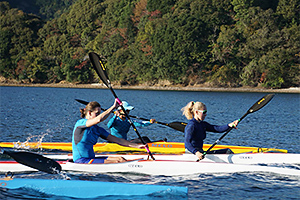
left=1, top=153, right=300, bottom=175
left=0, top=178, right=188, bottom=198
left=0, top=141, right=288, bottom=154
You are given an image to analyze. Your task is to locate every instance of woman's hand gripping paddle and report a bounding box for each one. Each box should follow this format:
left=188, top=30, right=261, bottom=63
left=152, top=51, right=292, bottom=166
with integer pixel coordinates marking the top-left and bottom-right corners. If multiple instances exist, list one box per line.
left=203, top=93, right=275, bottom=157
left=88, top=52, right=155, bottom=160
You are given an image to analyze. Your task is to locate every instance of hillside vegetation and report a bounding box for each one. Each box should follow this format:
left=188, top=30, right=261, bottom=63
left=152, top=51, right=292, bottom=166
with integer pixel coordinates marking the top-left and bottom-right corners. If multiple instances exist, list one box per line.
left=1, top=0, right=299, bottom=88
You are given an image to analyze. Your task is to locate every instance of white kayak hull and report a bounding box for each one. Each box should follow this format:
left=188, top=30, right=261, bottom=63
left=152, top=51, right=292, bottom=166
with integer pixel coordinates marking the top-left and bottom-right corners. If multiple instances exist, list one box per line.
left=1, top=159, right=299, bottom=176
left=46, top=152, right=300, bottom=165
left=0, top=161, right=38, bottom=172
left=0, top=178, right=188, bottom=197
left=61, top=159, right=300, bottom=176
left=1, top=153, right=299, bottom=176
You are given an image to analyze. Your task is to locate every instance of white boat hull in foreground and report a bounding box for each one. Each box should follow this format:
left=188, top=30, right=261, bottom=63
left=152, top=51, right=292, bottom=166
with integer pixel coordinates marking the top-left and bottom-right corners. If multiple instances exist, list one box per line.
left=62, top=159, right=300, bottom=176
left=1, top=153, right=300, bottom=176
left=46, top=152, right=300, bottom=165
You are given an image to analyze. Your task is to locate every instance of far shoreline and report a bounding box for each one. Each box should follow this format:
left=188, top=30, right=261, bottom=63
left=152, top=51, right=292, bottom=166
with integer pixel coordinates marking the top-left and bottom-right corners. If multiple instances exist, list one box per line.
left=1, top=83, right=299, bottom=94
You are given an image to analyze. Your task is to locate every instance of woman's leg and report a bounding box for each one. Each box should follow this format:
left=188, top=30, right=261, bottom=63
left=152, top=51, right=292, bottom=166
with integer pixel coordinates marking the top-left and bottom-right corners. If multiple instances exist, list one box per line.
left=104, top=156, right=127, bottom=163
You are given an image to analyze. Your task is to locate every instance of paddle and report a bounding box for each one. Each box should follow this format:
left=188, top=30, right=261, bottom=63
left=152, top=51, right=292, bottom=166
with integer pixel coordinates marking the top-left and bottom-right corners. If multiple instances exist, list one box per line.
left=88, top=52, right=155, bottom=160
left=203, top=93, right=275, bottom=156
left=75, top=98, right=187, bottom=132
left=2, top=150, right=61, bottom=174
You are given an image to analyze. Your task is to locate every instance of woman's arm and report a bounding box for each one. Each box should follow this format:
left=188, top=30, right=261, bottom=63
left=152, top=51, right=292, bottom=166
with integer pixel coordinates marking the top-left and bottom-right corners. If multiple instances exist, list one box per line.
left=86, top=99, right=119, bottom=127
left=107, top=115, right=117, bottom=128
left=205, top=119, right=239, bottom=133
left=133, top=120, right=154, bottom=127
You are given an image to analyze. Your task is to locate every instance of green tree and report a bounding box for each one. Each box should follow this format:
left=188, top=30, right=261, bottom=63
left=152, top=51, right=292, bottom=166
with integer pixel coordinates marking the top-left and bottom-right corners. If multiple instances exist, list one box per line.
left=24, top=47, right=50, bottom=83
left=0, top=2, right=43, bottom=79
left=276, top=0, right=300, bottom=25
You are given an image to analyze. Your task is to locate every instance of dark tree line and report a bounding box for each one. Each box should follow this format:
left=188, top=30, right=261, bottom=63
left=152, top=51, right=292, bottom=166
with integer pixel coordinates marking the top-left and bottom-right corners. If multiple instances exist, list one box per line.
left=1, top=0, right=299, bottom=88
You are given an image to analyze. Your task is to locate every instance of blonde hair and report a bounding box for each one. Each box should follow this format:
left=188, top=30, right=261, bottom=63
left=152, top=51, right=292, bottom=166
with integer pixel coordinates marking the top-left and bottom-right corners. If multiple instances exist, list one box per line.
left=181, top=101, right=206, bottom=120
left=80, top=101, right=101, bottom=118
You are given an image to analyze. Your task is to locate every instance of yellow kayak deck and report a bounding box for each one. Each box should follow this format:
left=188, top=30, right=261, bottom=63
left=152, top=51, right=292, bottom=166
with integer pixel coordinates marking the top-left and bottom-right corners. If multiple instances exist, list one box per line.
left=0, top=141, right=287, bottom=154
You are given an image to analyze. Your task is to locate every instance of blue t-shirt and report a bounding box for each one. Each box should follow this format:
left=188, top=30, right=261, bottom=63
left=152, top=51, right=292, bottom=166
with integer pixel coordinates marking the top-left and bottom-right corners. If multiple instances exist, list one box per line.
left=184, top=118, right=230, bottom=154
left=72, top=118, right=110, bottom=162
left=107, top=115, right=151, bottom=140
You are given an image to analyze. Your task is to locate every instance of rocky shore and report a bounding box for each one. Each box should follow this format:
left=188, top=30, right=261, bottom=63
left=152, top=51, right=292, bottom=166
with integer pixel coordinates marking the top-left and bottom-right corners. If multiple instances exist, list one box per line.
left=1, top=82, right=299, bottom=94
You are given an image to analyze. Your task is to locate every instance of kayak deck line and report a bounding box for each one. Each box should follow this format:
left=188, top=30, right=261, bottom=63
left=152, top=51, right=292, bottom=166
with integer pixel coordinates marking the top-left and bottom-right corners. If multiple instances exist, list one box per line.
left=0, top=141, right=288, bottom=154
left=61, top=159, right=300, bottom=176
left=47, top=152, right=300, bottom=165
left=0, top=178, right=188, bottom=198
left=3, top=152, right=300, bottom=166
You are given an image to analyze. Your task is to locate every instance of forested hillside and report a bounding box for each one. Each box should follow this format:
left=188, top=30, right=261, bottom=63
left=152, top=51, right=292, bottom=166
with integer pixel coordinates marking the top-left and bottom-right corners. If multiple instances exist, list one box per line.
left=1, top=0, right=299, bottom=88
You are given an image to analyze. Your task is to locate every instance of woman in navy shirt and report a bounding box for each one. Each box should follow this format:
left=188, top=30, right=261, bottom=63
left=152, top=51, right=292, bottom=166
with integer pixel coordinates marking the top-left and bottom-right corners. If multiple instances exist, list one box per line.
left=181, top=101, right=239, bottom=160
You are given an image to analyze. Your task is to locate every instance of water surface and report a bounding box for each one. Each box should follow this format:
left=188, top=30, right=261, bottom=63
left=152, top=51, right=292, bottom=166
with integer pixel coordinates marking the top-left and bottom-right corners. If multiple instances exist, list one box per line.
left=0, top=86, right=299, bottom=199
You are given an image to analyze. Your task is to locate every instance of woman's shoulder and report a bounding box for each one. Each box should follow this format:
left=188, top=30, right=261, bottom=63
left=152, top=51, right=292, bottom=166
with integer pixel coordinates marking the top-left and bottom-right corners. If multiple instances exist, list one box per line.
left=75, top=118, right=88, bottom=125
left=188, top=118, right=208, bottom=126
left=187, top=118, right=197, bottom=126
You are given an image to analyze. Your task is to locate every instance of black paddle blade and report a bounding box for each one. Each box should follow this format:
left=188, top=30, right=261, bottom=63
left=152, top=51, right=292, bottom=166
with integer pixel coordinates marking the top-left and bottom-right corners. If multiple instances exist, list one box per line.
left=75, top=99, right=89, bottom=105
left=239, top=93, right=275, bottom=121
left=168, top=122, right=187, bottom=132
left=248, top=94, right=275, bottom=114
left=89, top=52, right=110, bottom=87
left=4, top=150, right=61, bottom=174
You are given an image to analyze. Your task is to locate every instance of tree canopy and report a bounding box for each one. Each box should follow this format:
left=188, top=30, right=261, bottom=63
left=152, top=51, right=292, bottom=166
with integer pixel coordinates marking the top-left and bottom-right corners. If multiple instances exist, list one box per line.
left=1, top=0, right=299, bottom=88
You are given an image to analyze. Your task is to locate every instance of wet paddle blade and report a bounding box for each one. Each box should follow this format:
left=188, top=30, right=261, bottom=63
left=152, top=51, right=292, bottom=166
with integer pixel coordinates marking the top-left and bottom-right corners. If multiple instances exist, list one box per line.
left=3, top=150, right=61, bottom=174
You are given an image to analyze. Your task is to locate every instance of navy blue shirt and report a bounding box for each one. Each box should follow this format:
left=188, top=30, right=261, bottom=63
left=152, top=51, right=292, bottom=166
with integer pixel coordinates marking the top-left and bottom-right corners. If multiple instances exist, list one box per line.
left=184, top=118, right=230, bottom=154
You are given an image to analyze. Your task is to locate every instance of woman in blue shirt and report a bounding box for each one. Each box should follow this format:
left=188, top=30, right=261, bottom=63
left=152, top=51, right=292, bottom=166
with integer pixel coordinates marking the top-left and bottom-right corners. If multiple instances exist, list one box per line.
left=72, top=99, right=145, bottom=164
left=181, top=101, right=239, bottom=161
left=107, top=101, right=155, bottom=140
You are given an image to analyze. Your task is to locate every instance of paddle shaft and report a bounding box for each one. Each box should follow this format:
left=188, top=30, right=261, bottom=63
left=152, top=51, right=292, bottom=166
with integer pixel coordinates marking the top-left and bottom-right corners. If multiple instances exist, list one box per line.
left=88, top=52, right=155, bottom=160
left=204, top=94, right=275, bottom=155
left=204, top=114, right=245, bottom=155
left=107, top=83, right=156, bottom=160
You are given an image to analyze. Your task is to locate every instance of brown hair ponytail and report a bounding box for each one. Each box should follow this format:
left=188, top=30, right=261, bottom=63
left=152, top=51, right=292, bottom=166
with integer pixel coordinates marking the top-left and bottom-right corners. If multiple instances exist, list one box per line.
left=80, top=101, right=101, bottom=118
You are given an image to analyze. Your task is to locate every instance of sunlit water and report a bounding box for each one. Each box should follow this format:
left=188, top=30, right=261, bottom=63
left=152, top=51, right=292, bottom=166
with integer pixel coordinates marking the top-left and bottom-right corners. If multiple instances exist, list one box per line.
left=0, top=86, right=299, bottom=199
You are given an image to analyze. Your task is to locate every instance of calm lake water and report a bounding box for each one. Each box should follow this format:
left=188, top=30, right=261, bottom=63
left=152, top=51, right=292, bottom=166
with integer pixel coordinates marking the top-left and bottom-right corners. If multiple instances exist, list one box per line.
left=0, top=86, right=299, bottom=199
